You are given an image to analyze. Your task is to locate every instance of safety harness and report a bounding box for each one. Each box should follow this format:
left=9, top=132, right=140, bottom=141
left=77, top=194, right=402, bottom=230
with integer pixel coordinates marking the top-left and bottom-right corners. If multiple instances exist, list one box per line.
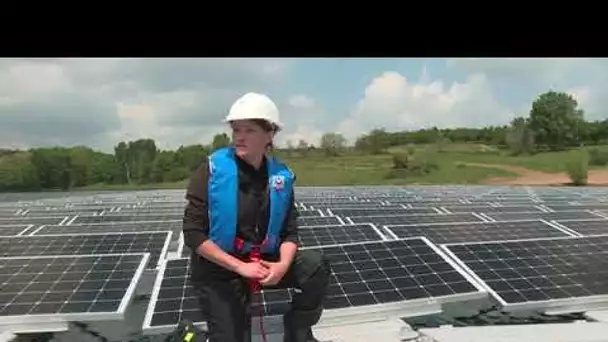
left=234, top=236, right=269, bottom=342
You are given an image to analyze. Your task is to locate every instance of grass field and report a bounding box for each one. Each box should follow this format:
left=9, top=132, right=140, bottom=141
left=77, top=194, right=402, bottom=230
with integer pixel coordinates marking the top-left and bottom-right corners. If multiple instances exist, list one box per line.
left=389, top=143, right=608, bottom=173
left=73, top=144, right=608, bottom=191
left=279, top=153, right=517, bottom=186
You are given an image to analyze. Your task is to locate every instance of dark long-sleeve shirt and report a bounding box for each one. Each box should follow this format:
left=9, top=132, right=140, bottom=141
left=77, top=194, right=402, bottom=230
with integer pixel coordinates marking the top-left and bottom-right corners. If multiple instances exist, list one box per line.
left=182, top=154, right=299, bottom=280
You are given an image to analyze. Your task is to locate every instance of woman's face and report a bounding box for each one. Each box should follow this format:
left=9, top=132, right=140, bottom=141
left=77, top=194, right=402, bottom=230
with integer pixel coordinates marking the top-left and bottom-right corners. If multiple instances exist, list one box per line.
left=230, top=120, right=273, bottom=159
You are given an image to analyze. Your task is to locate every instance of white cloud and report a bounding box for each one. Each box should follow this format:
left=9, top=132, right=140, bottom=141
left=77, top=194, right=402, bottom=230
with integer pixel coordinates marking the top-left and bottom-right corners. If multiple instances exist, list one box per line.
left=4, top=62, right=72, bottom=96
left=276, top=94, right=326, bottom=147
left=288, top=94, right=316, bottom=109
left=280, top=125, right=325, bottom=148
left=110, top=93, right=228, bottom=151
left=447, top=58, right=608, bottom=121
left=1, top=58, right=607, bottom=153
left=0, top=58, right=293, bottom=152
left=447, top=58, right=593, bottom=85
left=565, top=86, right=607, bottom=121
left=337, top=71, right=512, bottom=142
left=567, top=87, right=591, bottom=105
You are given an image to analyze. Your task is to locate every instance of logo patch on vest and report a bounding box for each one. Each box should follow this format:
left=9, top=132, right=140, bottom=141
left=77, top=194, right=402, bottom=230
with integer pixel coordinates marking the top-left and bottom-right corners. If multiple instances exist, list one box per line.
left=270, top=175, right=285, bottom=191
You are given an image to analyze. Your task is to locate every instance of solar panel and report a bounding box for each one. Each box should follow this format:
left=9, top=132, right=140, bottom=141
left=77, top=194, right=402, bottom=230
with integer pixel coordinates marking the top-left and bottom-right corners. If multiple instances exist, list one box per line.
left=0, top=208, right=19, bottom=215
left=384, top=220, right=573, bottom=244
left=329, top=208, right=440, bottom=217
left=438, top=206, right=494, bottom=213
left=331, top=203, right=403, bottom=207
left=126, top=206, right=159, bottom=211
left=442, top=206, right=543, bottom=214
left=142, top=258, right=204, bottom=335
left=31, top=207, right=106, bottom=213
left=31, top=220, right=182, bottom=236
left=298, top=216, right=343, bottom=226
left=551, top=218, right=608, bottom=236
left=546, top=204, right=608, bottom=211
left=482, top=210, right=605, bottom=222
left=22, top=209, right=104, bottom=217
left=144, top=237, right=486, bottom=334
left=0, top=232, right=172, bottom=270
left=484, top=206, right=544, bottom=213
left=0, top=253, right=148, bottom=326
left=178, top=237, right=191, bottom=259
left=441, top=234, right=608, bottom=313
left=105, top=210, right=182, bottom=217
left=297, top=210, right=323, bottom=218
left=348, top=213, right=484, bottom=226
left=144, top=259, right=295, bottom=333
left=298, top=198, right=356, bottom=205
left=312, top=238, right=486, bottom=316
left=174, top=224, right=384, bottom=257
left=72, top=214, right=183, bottom=224
left=297, top=224, right=386, bottom=247
left=0, top=224, right=33, bottom=237
left=0, top=216, right=68, bottom=226
left=390, top=201, right=465, bottom=207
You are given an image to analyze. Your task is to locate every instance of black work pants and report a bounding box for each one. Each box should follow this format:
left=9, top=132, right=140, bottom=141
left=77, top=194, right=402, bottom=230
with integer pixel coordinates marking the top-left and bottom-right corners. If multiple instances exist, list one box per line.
left=191, top=249, right=330, bottom=342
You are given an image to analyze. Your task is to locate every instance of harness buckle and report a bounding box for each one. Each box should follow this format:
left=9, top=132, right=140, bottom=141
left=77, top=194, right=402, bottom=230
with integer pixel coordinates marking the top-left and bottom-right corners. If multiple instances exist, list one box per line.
left=234, top=238, right=267, bottom=292
left=234, top=237, right=245, bottom=251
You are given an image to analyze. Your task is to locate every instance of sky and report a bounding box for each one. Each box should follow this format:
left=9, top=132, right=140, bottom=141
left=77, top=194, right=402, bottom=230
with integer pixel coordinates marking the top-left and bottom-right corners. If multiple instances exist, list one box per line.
left=1, top=58, right=607, bottom=153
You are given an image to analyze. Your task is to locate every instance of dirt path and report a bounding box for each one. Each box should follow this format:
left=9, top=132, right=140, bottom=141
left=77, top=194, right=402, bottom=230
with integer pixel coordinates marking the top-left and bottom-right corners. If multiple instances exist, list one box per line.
left=463, top=162, right=608, bottom=186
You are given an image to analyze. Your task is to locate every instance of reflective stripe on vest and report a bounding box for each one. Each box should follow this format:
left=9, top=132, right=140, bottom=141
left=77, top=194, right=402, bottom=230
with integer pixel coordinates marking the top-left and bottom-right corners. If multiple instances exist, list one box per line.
left=207, top=146, right=295, bottom=254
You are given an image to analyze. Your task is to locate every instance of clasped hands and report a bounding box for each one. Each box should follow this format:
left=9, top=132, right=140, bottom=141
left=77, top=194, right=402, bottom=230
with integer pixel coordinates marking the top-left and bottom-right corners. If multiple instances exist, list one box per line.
left=236, top=259, right=288, bottom=286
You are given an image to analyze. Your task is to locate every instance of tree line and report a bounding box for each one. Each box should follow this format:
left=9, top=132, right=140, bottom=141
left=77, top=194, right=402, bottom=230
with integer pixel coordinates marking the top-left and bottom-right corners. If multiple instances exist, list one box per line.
left=1, top=90, right=607, bottom=192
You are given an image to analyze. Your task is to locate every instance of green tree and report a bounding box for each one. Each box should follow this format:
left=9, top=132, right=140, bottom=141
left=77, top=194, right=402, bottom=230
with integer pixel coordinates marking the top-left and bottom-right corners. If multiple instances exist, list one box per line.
left=174, top=144, right=209, bottom=171
left=0, top=152, right=39, bottom=191
left=211, top=133, right=231, bottom=151
left=29, top=148, right=73, bottom=190
left=113, top=139, right=158, bottom=184
left=114, top=142, right=132, bottom=183
left=320, top=133, right=347, bottom=157
left=528, top=91, right=585, bottom=150
left=297, top=139, right=309, bottom=157
left=355, top=129, right=390, bottom=154
left=506, top=117, right=535, bottom=155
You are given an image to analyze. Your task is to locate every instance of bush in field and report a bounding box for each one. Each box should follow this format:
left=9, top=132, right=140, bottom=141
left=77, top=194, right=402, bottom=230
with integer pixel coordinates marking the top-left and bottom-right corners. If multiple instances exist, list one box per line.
left=506, top=117, right=535, bottom=156
left=566, top=150, right=589, bottom=186
left=589, top=148, right=608, bottom=166
left=387, top=153, right=439, bottom=179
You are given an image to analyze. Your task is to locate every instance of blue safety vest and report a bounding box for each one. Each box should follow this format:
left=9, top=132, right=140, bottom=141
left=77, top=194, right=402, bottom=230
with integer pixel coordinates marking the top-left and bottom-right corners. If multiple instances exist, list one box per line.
left=207, top=146, right=295, bottom=254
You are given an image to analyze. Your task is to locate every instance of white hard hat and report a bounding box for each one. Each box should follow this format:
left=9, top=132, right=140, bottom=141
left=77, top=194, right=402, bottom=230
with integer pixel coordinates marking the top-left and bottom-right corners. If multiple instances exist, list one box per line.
left=224, top=92, right=282, bottom=131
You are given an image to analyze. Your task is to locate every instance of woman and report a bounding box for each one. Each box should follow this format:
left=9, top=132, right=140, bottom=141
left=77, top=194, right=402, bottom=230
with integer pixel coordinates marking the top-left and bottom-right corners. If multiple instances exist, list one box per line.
left=182, top=92, right=330, bottom=342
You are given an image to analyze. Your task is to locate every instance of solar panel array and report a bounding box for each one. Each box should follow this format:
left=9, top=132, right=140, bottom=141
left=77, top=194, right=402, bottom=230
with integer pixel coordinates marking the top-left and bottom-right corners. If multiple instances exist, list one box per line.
left=0, top=253, right=149, bottom=325
left=0, top=190, right=179, bottom=333
left=0, top=232, right=171, bottom=270
left=3, top=185, right=608, bottom=337
left=442, top=234, right=608, bottom=312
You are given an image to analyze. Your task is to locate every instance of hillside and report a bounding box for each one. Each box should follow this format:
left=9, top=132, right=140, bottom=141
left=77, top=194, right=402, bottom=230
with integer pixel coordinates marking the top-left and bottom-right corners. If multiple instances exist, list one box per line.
left=38, top=143, right=608, bottom=191
left=2, top=90, right=608, bottom=192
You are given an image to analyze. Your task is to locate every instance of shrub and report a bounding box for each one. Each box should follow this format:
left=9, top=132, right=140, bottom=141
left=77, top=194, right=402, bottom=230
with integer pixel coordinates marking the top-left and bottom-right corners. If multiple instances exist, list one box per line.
left=589, top=148, right=608, bottom=166
left=406, top=144, right=416, bottom=156
left=387, top=153, right=439, bottom=179
left=392, top=153, right=410, bottom=169
left=566, top=150, right=589, bottom=186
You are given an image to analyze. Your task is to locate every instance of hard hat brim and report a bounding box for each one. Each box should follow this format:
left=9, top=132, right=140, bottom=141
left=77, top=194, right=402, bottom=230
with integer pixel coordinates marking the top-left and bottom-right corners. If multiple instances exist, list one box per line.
left=224, top=117, right=282, bottom=131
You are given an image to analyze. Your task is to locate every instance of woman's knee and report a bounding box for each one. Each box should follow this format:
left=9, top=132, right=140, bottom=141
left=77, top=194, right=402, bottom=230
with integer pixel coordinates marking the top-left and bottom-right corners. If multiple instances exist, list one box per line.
left=298, top=250, right=331, bottom=287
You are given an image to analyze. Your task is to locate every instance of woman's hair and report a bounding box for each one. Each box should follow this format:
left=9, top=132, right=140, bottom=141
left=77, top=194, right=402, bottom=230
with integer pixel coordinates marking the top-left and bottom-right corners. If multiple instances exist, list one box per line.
left=251, top=119, right=278, bottom=133
left=250, top=119, right=278, bottom=150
